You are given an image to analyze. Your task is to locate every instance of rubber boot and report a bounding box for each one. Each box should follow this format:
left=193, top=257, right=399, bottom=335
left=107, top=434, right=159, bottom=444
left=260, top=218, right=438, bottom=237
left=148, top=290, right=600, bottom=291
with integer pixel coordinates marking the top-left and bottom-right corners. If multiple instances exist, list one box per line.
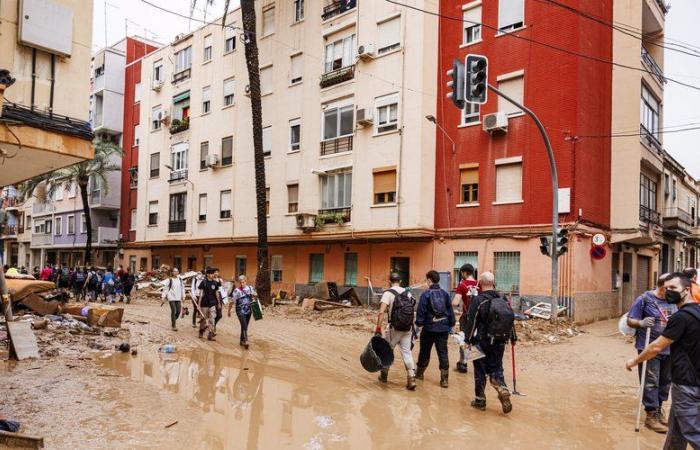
left=645, top=411, right=668, bottom=434
left=456, top=362, right=468, bottom=373
left=440, top=369, right=449, bottom=388
left=415, top=366, right=426, bottom=380
left=491, top=379, right=512, bottom=414
left=471, top=398, right=486, bottom=411
left=406, top=374, right=416, bottom=391
left=378, top=370, right=388, bottom=384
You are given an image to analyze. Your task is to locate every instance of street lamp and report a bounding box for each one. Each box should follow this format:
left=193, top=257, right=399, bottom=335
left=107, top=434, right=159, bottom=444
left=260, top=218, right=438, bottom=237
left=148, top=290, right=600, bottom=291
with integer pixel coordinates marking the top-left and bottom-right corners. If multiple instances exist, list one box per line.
left=425, top=115, right=456, bottom=154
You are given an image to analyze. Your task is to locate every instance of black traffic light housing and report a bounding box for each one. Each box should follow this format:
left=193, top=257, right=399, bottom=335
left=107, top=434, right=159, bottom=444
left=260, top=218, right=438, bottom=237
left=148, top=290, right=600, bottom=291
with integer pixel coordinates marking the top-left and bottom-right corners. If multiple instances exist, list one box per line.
left=556, top=228, right=569, bottom=257
left=539, top=236, right=551, bottom=256
left=446, top=59, right=465, bottom=109
left=465, top=54, right=488, bottom=105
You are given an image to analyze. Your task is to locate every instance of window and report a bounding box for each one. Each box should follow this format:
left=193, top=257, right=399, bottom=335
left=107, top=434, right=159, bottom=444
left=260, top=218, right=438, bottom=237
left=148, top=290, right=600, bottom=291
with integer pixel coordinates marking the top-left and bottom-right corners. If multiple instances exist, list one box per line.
left=641, top=84, right=660, bottom=140
left=498, top=74, right=524, bottom=116
left=223, top=78, right=235, bottom=106
left=263, top=127, right=272, bottom=157
left=148, top=201, right=158, bottom=225
left=169, top=193, right=187, bottom=232
left=81, top=213, right=87, bottom=233
left=309, top=253, right=324, bottom=283
left=454, top=252, right=478, bottom=287
left=672, top=178, right=677, bottom=201
left=463, top=6, right=482, bottom=44
left=375, top=94, right=399, bottom=133
left=173, top=256, right=182, bottom=271
left=221, top=136, right=233, bottom=165
left=55, top=184, right=63, bottom=200
left=640, top=173, right=657, bottom=212
left=152, top=255, right=161, bottom=270
left=495, top=159, right=522, bottom=203
left=68, top=182, right=76, bottom=198
left=287, top=183, right=299, bottom=213
left=174, top=46, right=192, bottom=74
left=170, top=142, right=188, bottom=172
left=289, top=119, right=301, bottom=151
left=153, top=60, right=164, bottom=83
left=236, top=256, right=247, bottom=277
left=460, top=164, right=479, bottom=204
left=321, top=171, right=352, bottom=209
left=173, top=91, right=190, bottom=121
left=130, top=209, right=136, bottom=231
left=220, top=190, right=232, bottom=219
left=293, top=0, right=304, bottom=22
left=262, top=7, right=275, bottom=36
left=151, top=106, right=162, bottom=130
left=494, top=251, right=520, bottom=293
left=150, top=153, right=160, bottom=178
left=324, top=34, right=355, bottom=73
left=462, top=102, right=480, bottom=124
left=134, top=124, right=141, bottom=146
left=200, top=142, right=209, bottom=170
left=664, top=173, right=670, bottom=196
left=198, top=194, right=207, bottom=221
left=265, top=187, right=270, bottom=215
left=45, top=218, right=51, bottom=234
left=373, top=168, right=396, bottom=204
left=344, top=252, right=358, bottom=286
left=54, top=217, right=62, bottom=235
left=323, top=105, right=354, bottom=140
left=260, top=66, right=273, bottom=95
left=498, top=0, right=524, bottom=33
left=290, top=53, right=303, bottom=84
left=203, top=34, right=213, bottom=62
left=67, top=215, right=75, bottom=235
left=377, top=16, right=401, bottom=54
left=129, top=166, right=138, bottom=189
left=134, top=82, right=142, bottom=103
left=271, top=255, right=283, bottom=282
left=224, top=27, right=236, bottom=53
left=202, top=86, right=211, bottom=113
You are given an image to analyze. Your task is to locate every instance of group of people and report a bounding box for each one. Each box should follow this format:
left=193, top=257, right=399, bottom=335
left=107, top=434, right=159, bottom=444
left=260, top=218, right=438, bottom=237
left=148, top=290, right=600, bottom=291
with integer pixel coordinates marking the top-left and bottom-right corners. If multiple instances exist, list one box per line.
left=161, top=267, right=257, bottom=349
left=32, top=263, right=136, bottom=303
left=625, top=267, right=700, bottom=448
left=374, top=265, right=516, bottom=415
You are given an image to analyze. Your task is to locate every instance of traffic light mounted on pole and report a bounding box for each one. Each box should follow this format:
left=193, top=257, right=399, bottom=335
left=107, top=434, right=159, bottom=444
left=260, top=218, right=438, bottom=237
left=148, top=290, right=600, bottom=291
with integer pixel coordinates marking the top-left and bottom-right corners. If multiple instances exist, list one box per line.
left=465, top=54, right=488, bottom=105
left=446, top=59, right=465, bottom=109
left=556, top=228, right=569, bottom=257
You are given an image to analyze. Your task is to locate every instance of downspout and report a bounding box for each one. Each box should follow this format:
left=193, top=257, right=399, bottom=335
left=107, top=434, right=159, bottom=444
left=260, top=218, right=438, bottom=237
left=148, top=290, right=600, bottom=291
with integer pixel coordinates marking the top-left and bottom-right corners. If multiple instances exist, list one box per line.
left=395, top=10, right=408, bottom=237
left=30, top=48, right=37, bottom=110
left=49, top=54, right=55, bottom=117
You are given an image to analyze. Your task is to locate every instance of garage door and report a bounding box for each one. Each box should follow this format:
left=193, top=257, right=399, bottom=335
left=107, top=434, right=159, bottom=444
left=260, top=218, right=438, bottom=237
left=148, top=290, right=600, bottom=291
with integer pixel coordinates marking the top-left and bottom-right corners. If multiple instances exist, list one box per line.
left=636, top=255, right=651, bottom=298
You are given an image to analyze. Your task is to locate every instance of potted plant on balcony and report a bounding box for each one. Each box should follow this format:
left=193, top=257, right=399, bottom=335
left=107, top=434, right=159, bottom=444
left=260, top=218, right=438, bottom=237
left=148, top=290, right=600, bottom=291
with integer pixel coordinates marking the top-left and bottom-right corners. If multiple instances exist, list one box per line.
left=169, top=116, right=190, bottom=134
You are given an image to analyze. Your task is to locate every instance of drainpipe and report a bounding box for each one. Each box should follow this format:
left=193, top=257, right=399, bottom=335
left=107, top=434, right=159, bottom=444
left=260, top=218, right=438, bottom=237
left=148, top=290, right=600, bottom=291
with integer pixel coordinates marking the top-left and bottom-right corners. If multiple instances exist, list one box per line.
left=30, top=49, right=37, bottom=110
left=395, top=10, right=408, bottom=237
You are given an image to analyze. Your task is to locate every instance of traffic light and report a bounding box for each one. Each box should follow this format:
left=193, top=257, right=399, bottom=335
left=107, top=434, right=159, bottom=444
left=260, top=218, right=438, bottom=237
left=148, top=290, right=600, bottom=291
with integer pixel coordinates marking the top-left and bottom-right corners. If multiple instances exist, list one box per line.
left=556, top=228, right=569, bottom=257
left=465, top=54, right=488, bottom=104
left=446, top=59, right=465, bottom=109
left=539, top=236, right=551, bottom=256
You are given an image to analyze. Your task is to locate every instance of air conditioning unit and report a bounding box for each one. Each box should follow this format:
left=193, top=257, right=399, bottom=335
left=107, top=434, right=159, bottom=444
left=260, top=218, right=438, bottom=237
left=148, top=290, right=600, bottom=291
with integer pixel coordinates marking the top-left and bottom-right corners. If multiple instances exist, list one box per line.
left=357, top=43, right=375, bottom=61
left=152, top=80, right=163, bottom=91
left=207, top=154, right=220, bottom=168
left=295, top=213, right=317, bottom=232
left=244, top=84, right=251, bottom=97
left=158, top=109, right=171, bottom=125
left=482, top=112, right=508, bottom=134
left=356, top=108, right=374, bottom=126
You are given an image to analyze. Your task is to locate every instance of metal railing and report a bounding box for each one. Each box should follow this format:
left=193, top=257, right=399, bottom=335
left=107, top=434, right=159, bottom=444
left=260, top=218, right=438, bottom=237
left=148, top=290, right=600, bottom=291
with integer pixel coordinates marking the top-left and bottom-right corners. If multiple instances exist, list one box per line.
left=318, top=207, right=351, bottom=224
left=168, top=170, right=188, bottom=183
left=32, top=203, right=55, bottom=214
left=665, top=208, right=695, bottom=226
left=0, top=225, right=19, bottom=237
left=641, top=47, right=666, bottom=85
left=1, top=197, right=19, bottom=208
left=640, top=125, right=662, bottom=152
left=172, top=68, right=191, bottom=84
left=640, top=205, right=662, bottom=225
left=320, top=135, right=353, bottom=156
left=168, top=220, right=186, bottom=233
left=90, top=227, right=119, bottom=244
left=319, top=65, right=355, bottom=88
left=322, top=0, right=357, bottom=20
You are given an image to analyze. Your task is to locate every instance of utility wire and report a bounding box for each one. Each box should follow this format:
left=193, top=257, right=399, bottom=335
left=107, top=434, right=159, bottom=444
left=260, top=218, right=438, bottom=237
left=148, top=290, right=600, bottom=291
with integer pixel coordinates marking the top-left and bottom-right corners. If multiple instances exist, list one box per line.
left=578, top=125, right=700, bottom=139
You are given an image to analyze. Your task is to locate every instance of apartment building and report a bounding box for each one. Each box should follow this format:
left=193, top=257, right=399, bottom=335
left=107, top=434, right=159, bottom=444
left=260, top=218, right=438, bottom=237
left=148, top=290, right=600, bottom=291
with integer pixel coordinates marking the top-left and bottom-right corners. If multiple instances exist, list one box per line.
left=125, top=0, right=438, bottom=293
left=0, top=186, right=23, bottom=267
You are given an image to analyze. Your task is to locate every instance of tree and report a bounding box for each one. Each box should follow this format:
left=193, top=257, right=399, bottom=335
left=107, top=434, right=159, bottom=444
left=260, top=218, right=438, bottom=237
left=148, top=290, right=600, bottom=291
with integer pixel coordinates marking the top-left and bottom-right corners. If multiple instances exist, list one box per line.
left=21, top=140, right=122, bottom=265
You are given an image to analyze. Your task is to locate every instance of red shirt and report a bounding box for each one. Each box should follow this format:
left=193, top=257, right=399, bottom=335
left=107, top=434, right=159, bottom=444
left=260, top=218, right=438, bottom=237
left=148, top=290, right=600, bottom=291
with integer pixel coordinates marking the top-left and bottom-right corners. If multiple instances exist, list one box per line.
left=40, top=267, right=52, bottom=281
left=456, top=278, right=479, bottom=314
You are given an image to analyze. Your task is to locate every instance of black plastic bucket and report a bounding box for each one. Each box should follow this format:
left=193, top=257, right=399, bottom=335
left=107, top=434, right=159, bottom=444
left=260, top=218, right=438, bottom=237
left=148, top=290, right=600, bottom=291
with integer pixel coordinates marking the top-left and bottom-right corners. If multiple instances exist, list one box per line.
left=360, top=335, right=395, bottom=373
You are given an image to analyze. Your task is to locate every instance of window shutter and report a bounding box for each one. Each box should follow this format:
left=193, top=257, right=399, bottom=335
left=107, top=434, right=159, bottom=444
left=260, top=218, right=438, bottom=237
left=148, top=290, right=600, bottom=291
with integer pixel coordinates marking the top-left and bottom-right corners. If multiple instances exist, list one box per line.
left=202, top=86, right=211, bottom=102
left=225, top=26, right=235, bottom=40
left=260, top=67, right=272, bottom=93
left=377, top=17, right=400, bottom=50
left=223, top=79, right=235, bottom=97
left=291, top=54, right=302, bottom=80
left=498, top=0, right=524, bottom=30
left=287, top=184, right=299, bottom=204
left=149, top=202, right=158, bottom=214
left=204, top=34, right=212, bottom=48
left=498, top=77, right=524, bottom=116
left=373, top=169, right=397, bottom=194
left=199, top=194, right=207, bottom=215
left=496, top=163, right=522, bottom=203
left=263, top=127, right=272, bottom=152
left=460, top=168, right=478, bottom=185
left=271, top=255, right=283, bottom=271
left=463, top=6, right=481, bottom=25
left=221, top=191, right=231, bottom=211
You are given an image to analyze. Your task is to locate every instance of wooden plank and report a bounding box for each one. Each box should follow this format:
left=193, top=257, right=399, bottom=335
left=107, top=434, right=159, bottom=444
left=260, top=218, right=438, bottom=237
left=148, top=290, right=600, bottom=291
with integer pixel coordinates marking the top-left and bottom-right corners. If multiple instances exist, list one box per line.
left=0, top=430, right=45, bottom=448
left=7, top=321, right=39, bottom=360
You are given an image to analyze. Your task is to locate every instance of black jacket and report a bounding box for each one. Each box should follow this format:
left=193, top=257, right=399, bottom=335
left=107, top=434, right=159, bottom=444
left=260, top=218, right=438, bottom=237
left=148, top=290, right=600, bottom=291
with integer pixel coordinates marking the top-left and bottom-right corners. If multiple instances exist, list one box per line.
left=464, top=290, right=517, bottom=345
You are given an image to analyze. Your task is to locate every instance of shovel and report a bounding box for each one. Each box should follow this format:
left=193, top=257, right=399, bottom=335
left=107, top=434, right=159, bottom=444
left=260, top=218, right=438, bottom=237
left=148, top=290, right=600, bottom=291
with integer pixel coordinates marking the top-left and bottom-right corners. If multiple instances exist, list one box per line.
left=635, top=328, right=652, bottom=432
left=510, top=341, right=526, bottom=396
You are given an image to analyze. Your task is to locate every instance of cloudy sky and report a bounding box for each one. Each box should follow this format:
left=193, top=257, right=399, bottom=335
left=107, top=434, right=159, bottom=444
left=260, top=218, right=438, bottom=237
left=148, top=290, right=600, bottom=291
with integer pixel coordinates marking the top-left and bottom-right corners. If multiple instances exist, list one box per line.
left=93, top=0, right=700, bottom=178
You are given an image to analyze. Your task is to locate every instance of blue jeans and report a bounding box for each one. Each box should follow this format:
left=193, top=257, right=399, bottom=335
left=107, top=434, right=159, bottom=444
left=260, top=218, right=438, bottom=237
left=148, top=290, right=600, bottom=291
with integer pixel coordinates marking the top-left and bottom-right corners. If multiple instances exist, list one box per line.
left=473, top=339, right=507, bottom=399
left=663, top=384, right=700, bottom=450
left=637, top=351, right=671, bottom=411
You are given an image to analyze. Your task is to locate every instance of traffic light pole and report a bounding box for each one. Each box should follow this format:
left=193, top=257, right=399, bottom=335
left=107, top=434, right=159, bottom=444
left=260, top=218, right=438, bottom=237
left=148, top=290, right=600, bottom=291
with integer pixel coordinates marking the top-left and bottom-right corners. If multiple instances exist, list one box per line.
left=487, top=84, right=560, bottom=323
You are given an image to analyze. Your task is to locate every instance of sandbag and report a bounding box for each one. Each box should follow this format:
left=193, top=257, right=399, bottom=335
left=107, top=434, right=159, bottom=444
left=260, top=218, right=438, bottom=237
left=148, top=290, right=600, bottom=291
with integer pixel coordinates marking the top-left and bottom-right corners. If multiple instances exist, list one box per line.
left=360, top=335, right=394, bottom=373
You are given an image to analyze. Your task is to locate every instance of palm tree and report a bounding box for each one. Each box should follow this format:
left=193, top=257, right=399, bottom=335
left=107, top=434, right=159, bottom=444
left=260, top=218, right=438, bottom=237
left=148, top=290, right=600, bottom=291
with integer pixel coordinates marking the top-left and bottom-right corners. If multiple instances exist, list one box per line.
left=21, top=140, right=122, bottom=265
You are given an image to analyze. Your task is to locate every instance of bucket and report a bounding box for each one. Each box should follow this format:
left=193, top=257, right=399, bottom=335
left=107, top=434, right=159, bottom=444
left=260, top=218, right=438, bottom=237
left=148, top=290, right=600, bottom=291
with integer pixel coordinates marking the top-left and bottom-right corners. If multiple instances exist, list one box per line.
left=360, top=336, right=395, bottom=373
left=251, top=299, right=264, bottom=321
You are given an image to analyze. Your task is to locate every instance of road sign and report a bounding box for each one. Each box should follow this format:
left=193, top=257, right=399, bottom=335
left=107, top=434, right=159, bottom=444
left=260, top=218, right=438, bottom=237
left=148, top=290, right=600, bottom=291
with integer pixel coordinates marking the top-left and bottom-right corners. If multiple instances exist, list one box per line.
left=590, top=245, right=607, bottom=260
left=592, top=233, right=606, bottom=246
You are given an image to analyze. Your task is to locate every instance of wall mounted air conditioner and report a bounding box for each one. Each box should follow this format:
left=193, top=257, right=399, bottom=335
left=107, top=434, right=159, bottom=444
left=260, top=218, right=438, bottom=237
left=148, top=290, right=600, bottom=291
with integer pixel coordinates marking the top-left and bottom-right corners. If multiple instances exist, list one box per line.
left=244, top=84, right=251, bottom=97
left=295, top=213, right=317, bottom=232
left=152, top=80, right=163, bottom=91
left=356, top=108, right=374, bottom=127
left=483, top=112, right=508, bottom=134
left=357, top=43, right=375, bottom=61
left=158, top=109, right=170, bottom=125
left=207, top=154, right=220, bottom=168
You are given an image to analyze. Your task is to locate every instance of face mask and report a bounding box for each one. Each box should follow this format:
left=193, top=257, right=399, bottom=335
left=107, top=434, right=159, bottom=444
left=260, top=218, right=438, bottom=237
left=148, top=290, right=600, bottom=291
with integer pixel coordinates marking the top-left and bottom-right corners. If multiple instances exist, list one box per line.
left=665, top=290, right=683, bottom=304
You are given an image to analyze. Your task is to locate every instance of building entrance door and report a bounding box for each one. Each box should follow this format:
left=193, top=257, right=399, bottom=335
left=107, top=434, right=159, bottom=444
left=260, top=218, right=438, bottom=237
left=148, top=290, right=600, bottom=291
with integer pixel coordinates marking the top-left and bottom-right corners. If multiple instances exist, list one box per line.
left=390, top=257, right=410, bottom=288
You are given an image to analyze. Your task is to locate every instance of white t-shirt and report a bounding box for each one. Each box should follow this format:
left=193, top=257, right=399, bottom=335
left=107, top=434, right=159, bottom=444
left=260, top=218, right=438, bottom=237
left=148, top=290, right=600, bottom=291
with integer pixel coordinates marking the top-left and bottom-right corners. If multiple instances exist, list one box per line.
left=381, top=285, right=410, bottom=315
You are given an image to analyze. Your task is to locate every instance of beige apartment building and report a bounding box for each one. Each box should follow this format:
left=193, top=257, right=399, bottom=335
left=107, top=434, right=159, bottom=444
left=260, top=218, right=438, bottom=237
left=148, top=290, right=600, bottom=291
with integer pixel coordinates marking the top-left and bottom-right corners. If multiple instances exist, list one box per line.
left=125, top=0, right=438, bottom=296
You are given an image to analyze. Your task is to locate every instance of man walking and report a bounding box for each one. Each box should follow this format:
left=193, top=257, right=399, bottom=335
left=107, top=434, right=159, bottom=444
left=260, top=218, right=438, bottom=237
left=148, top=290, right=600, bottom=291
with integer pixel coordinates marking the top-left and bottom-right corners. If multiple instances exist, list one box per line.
left=627, top=272, right=700, bottom=449
left=197, top=268, right=221, bottom=341
left=232, top=275, right=256, bottom=349
left=452, top=263, right=479, bottom=373
left=375, top=273, right=417, bottom=390
left=626, top=273, right=676, bottom=433
left=415, top=270, right=455, bottom=388
left=464, top=272, right=515, bottom=414
left=162, top=268, right=186, bottom=331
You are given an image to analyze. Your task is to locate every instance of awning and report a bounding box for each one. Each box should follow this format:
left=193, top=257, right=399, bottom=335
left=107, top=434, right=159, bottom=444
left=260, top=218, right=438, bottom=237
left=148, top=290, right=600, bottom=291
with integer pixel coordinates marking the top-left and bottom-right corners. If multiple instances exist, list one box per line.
left=173, top=90, right=191, bottom=103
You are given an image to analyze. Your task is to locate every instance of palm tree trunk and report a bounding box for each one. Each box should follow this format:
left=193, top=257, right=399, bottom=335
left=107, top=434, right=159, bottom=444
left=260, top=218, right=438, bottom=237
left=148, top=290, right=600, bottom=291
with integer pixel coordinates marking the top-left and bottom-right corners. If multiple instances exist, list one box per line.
left=78, top=180, right=93, bottom=265
left=240, top=0, right=271, bottom=305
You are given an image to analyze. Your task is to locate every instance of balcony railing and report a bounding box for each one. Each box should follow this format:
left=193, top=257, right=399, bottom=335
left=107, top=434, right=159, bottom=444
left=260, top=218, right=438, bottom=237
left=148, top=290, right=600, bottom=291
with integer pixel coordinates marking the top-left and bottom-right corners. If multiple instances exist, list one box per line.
left=320, top=135, right=353, bottom=156
left=320, top=65, right=355, bottom=88
left=640, top=125, right=662, bottom=152
left=318, top=207, right=352, bottom=225
left=1, top=197, right=19, bottom=209
left=640, top=205, right=662, bottom=226
left=641, top=47, right=666, bottom=86
left=168, top=170, right=188, bottom=183
left=90, top=226, right=119, bottom=245
left=170, top=117, right=190, bottom=134
left=168, top=220, right=186, bottom=233
left=31, top=233, right=53, bottom=247
left=172, top=68, right=191, bottom=84
left=322, top=0, right=357, bottom=20
left=32, top=203, right=55, bottom=215
left=0, top=224, right=19, bottom=237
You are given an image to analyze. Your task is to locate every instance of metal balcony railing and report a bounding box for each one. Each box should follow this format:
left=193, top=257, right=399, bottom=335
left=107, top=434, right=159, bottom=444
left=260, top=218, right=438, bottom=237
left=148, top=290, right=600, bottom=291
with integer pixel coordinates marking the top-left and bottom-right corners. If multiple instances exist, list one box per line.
left=172, top=68, right=191, bottom=84
left=0, top=225, right=19, bottom=237
left=640, top=205, right=662, bottom=225
left=168, top=220, right=186, bottom=233
left=320, top=135, right=353, bottom=156
left=168, top=170, right=188, bottom=183
left=641, top=47, right=666, bottom=85
left=320, top=65, right=355, bottom=88
left=640, top=125, right=662, bottom=152
left=1, top=197, right=19, bottom=208
left=322, top=0, right=357, bottom=20
left=318, top=207, right=352, bottom=224
left=32, top=203, right=55, bottom=214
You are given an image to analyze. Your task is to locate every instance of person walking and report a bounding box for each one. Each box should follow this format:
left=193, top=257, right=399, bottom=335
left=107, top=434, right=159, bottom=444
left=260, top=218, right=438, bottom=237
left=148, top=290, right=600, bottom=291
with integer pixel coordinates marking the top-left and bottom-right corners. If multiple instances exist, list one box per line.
left=197, top=268, right=221, bottom=341
left=72, top=267, right=86, bottom=301
left=162, top=268, right=186, bottom=331
left=123, top=267, right=135, bottom=304
left=232, top=275, right=256, bottom=349
left=626, top=272, right=700, bottom=449
left=464, top=271, right=516, bottom=414
left=627, top=273, right=676, bottom=433
left=452, top=263, right=479, bottom=374
left=375, top=273, right=417, bottom=390
left=40, top=263, right=52, bottom=281
left=102, top=267, right=116, bottom=304
left=191, top=270, right=205, bottom=328
left=415, top=270, right=455, bottom=388
left=682, top=268, right=700, bottom=303
left=85, top=267, right=100, bottom=301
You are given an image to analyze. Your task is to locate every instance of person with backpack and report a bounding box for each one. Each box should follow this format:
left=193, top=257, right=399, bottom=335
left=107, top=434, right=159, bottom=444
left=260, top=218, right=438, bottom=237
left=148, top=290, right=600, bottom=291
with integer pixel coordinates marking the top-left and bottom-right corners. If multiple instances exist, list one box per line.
left=190, top=270, right=205, bottom=328
left=626, top=272, right=700, bottom=449
left=197, top=268, right=221, bottom=341
left=162, top=267, right=186, bottom=331
left=626, top=273, right=676, bottom=433
left=375, top=273, right=417, bottom=390
left=464, top=271, right=515, bottom=414
left=102, top=267, right=116, bottom=304
left=415, top=270, right=455, bottom=388
left=86, top=267, right=100, bottom=301
left=453, top=263, right=479, bottom=374
left=232, top=275, right=257, bottom=349
left=123, top=267, right=135, bottom=304
left=73, top=267, right=87, bottom=300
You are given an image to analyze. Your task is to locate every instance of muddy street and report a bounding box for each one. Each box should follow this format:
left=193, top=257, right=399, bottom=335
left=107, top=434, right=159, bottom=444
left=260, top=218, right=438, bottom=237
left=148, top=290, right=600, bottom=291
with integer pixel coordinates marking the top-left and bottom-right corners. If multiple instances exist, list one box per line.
left=3, top=302, right=666, bottom=449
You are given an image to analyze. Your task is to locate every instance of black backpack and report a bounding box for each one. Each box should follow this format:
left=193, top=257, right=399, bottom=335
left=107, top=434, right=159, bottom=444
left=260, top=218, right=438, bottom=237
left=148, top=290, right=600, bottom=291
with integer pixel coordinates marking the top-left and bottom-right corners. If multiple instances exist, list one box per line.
left=388, top=289, right=415, bottom=332
left=427, top=288, right=448, bottom=320
left=485, top=296, right=515, bottom=341
left=75, top=271, right=86, bottom=284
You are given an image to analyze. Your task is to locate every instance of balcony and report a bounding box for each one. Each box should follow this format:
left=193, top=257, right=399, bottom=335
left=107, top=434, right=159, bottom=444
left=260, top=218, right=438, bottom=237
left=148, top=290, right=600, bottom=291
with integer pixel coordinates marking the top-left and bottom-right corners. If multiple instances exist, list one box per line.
left=168, top=220, right=186, bottom=233
left=663, top=208, right=695, bottom=236
left=320, top=65, right=355, bottom=88
left=168, top=169, right=188, bottom=183
left=0, top=225, right=19, bottom=238
left=169, top=117, right=190, bottom=134
left=641, top=47, right=666, bottom=86
left=31, top=233, right=53, bottom=247
left=640, top=205, right=662, bottom=226
left=640, top=125, right=662, bottom=153
left=32, top=202, right=55, bottom=215
left=318, top=207, right=351, bottom=225
left=320, top=135, right=353, bottom=156
left=322, top=0, right=357, bottom=20
left=89, top=190, right=119, bottom=210
left=90, top=226, right=119, bottom=245
left=1, top=196, right=20, bottom=211
left=172, top=68, right=191, bottom=84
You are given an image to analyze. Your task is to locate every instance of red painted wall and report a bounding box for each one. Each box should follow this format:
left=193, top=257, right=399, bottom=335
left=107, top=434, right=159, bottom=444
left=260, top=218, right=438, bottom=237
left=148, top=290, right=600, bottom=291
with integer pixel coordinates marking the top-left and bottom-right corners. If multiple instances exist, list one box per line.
left=120, top=37, right=159, bottom=242
left=435, top=0, right=612, bottom=230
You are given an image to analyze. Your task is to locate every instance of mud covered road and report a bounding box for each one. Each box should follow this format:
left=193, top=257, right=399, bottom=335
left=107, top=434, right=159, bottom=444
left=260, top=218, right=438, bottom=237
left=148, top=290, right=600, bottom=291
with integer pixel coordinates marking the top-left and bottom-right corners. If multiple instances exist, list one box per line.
left=3, top=303, right=665, bottom=449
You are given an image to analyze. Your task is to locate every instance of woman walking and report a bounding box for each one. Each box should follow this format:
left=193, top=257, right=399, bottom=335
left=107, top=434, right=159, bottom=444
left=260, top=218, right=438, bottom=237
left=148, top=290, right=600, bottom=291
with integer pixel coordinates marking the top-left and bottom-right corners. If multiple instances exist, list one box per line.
left=232, top=275, right=256, bottom=349
left=162, top=267, right=186, bottom=331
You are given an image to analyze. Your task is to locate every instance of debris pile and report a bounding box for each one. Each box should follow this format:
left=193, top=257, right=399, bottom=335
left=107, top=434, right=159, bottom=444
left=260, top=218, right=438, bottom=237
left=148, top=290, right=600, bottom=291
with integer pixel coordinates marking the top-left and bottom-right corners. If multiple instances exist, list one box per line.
left=134, top=267, right=199, bottom=299
left=514, top=317, right=581, bottom=345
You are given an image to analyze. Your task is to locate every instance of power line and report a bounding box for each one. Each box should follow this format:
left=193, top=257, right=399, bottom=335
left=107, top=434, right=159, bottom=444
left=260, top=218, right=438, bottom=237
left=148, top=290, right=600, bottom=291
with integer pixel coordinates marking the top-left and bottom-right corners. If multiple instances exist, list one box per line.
left=384, top=0, right=700, bottom=93
left=578, top=125, right=700, bottom=139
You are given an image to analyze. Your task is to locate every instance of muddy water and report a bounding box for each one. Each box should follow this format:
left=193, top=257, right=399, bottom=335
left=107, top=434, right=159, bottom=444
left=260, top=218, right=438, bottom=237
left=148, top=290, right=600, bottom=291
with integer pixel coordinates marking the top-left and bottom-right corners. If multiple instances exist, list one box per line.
left=98, top=339, right=661, bottom=450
